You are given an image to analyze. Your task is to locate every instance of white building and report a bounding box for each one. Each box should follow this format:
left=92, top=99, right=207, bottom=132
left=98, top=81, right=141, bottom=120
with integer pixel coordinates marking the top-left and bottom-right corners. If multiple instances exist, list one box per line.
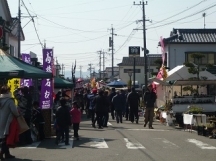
left=161, top=28, right=216, bottom=70
left=0, top=0, right=24, bottom=58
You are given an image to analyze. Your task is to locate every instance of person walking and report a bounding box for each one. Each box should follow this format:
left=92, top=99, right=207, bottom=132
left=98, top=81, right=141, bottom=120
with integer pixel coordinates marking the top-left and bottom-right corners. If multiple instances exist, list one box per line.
left=55, top=98, right=71, bottom=145
left=143, top=84, right=157, bottom=129
left=127, top=87, right=140, bottom=124
left=87, top=89, right=97, bottom=126
left=109, top=88, right=116, bottom=120
left=112, top=91, right=125, bottom=123
left=102, top=91, right=110, bottom=127
left=125, top=89, right=131, bottom=121
left=14, top=87, right=33, bottom=145
left=0, top=85, right=19, bottom=160
left=92, top=90, right=108, bottom=129
left=70, top=101, right=81, bottom=140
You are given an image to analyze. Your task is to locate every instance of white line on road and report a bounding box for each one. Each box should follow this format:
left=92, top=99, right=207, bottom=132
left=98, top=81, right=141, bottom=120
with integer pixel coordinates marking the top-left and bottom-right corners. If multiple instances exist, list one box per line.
left=58, top=139, right=73, bottom=149
left=19, top=142, right=41, bottom=149
left=124, top=138, right=145, bottom=149
left=187, top=139, right=216, bottom=150
left=154, top=138, right=179, bottom=149
left=107, top=122, right=112, bottom=126
left=124, top=129, right=170, bottom=131
left=89, top=138, right=108, bottom=148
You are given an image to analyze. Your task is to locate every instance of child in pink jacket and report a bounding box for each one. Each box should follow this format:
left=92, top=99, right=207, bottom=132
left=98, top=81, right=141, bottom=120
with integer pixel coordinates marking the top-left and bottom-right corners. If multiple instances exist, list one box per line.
left=70, top=101, right=81, bottom=140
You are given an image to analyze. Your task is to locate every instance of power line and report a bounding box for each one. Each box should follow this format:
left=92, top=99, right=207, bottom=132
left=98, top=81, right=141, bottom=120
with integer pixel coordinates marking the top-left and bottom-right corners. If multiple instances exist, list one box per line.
left=21, top=0, right=43, bottom=48
left=148, top=0, right=206, bottom=27
left=147, top=3, right=216, bottom=30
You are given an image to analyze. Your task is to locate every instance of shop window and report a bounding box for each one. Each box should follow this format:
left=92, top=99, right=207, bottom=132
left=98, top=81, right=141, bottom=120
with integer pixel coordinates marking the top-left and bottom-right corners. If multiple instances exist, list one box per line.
left=186, top=52, right=215, bottom=65
left=124, top=69, right=141, bottom=73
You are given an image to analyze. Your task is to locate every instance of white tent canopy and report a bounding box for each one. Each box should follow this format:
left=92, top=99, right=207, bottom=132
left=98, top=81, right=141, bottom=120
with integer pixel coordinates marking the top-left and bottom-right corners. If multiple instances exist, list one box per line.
left=165, top=65, right=216, bottom=81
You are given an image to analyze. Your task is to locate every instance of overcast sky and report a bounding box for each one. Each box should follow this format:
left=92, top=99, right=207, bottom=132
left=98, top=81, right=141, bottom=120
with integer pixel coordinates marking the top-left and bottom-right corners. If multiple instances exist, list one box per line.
left=7, top=0, right=216, bottom=78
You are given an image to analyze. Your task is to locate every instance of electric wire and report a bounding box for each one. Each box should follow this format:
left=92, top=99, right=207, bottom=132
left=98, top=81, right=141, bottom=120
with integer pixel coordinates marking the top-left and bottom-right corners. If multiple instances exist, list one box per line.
left=148, top=0, right=207, bottom=27
left=21, top=0, right=43, bottom=48
left=147, top=3, right=216, bottom=30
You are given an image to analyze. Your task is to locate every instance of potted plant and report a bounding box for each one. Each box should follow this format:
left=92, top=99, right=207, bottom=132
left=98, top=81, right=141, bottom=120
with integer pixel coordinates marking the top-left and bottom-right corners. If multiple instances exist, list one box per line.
left=184, top=105, right=203, bottom=114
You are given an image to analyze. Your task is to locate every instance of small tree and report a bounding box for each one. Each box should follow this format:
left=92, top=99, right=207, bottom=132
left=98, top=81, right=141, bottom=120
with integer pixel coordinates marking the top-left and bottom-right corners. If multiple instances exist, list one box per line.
left=183, top=53, right=213, bottom=94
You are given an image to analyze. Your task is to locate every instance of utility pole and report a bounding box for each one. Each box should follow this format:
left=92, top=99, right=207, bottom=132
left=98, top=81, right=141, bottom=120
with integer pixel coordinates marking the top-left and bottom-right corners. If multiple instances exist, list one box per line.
left=203, top=13, right=206, bottom=29
left=61, top=63, right=64, bottom=76
left=18, top=0, right=21, bottom=59
left=103, top=50, right=105, bottom=79
left=79, top=65, right=83, bottom=78
left=88, top=63, right=93, bottom=79
left=98, top=50, right=102, bottom=80
left=134, top=0, right=149, bottom=91
left=109, top=25, right=117, bottom=79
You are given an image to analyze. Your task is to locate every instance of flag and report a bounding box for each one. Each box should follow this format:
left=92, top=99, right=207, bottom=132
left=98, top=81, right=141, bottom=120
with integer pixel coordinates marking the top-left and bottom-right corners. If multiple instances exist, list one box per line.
left=40, top=49, right=53, bottom=109
left=160, top=36, right=165, bottom=65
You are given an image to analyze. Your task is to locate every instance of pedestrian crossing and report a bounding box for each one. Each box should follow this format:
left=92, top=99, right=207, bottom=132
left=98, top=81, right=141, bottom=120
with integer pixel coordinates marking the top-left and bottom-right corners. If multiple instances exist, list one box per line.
left=18, top=137, right=216, bottom=150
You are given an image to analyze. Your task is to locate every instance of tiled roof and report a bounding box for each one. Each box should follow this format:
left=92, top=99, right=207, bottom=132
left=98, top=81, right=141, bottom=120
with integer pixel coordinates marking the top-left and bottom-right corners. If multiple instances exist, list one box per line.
left=163, top=28, right=216, bottom=44
left=118, top=55, right=162, bottom=66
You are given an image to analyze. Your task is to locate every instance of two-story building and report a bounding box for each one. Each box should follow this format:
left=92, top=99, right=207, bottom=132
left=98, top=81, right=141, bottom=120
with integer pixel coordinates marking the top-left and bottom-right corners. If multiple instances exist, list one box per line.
left=0, top=0, right=24, bottom=58
left=161, top=28, right=216, bottom=70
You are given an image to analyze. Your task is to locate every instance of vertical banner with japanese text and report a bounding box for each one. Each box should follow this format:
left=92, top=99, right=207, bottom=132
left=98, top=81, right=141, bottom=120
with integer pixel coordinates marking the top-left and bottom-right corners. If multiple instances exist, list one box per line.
left=20, top=54, right=32, bottom=87
left=40, top=49, right=53, bottom=109
left=7, top=78, right=20, bottom=105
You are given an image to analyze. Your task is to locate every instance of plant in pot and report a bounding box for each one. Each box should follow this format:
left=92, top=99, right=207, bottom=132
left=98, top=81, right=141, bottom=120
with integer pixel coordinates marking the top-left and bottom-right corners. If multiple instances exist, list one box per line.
left=184, top=105, right=203, bottom=114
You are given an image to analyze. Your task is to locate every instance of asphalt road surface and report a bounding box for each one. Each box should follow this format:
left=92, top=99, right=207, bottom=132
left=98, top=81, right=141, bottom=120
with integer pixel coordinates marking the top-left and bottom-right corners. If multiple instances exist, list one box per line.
left=9, top=115, right=216, bottom=161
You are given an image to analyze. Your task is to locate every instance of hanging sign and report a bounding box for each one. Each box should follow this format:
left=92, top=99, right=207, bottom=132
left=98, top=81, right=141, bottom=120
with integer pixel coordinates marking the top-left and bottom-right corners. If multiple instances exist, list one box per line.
left=40, top=49, right=53, bottom=109
left=20, top=54, right=32, bottom=87
left=129, top=46, right=140, bottom=57
left=7, top=78, right=20, bottom=105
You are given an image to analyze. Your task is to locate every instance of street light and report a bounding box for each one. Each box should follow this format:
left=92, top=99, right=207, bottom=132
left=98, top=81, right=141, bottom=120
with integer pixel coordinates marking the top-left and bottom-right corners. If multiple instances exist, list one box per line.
left=128, top=70, right=133, bottom=89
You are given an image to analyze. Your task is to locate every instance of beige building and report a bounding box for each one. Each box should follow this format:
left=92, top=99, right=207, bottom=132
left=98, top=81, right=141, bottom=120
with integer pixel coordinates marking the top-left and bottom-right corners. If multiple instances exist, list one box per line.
left=118, top=55, right=162, bottom=87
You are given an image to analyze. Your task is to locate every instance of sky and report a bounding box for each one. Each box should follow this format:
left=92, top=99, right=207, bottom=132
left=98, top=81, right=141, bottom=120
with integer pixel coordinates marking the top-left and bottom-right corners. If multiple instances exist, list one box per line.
left=7, top=0, right=216, bottom=78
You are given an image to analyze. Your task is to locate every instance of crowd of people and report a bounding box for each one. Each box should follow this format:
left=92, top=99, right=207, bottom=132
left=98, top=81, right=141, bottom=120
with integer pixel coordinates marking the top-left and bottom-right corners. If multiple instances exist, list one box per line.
left=0, top=83, right=157, bottom=160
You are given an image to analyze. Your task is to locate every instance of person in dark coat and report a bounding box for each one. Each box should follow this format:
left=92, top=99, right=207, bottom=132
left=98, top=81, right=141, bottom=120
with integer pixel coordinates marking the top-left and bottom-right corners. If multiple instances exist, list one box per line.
left=112, top=90, right=125, bottom=123
left=143, top=84, right=157, bottom=129
left=109, top=88, right=116, bottom=120
left=125, top=89, right=131, bottom=121
left=102, top=91, right=110, bottom=127
left=92, top=90, right=108, bottom=129
left=14, top=87, right=33, bottom=145
left=127, top=87, right=140, bottom=124
left=55, top=98, right=71, bottom=145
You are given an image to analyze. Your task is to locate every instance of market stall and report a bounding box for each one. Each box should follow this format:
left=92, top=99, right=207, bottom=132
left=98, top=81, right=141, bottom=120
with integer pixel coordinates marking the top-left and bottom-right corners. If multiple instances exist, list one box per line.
left=149, top=65, right=216, bottom=136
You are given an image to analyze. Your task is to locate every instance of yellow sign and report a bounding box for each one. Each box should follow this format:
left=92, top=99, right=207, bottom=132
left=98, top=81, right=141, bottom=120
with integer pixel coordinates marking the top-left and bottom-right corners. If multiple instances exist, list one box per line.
left=7, top=78, right=20, bottom=105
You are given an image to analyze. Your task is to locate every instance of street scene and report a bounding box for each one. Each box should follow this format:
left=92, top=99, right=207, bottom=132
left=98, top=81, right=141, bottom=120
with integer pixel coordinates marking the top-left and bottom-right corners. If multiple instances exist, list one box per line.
left=6, top=116, right=216, bottom=161
left=1, top=0, right=216, bottom=161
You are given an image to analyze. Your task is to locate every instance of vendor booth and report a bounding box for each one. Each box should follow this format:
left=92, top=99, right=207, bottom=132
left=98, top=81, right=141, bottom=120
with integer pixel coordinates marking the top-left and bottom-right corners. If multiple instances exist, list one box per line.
left=150, top=65, right=216, bottom=135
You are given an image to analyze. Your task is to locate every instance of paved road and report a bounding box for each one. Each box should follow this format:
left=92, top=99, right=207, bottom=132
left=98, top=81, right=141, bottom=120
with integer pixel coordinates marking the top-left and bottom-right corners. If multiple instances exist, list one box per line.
left=10, top=115, right=216, bottom=161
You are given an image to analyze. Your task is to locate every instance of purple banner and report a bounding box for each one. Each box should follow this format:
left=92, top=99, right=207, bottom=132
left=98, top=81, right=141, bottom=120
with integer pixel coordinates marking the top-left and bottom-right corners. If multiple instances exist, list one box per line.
left=20, top=54, right=32, bottom=87
left=40, top=49, right=53, bottom=109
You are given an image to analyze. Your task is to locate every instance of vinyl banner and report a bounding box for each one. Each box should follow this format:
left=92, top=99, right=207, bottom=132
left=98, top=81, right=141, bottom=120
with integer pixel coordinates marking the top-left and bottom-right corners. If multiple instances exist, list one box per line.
left=20, top=54, right=32, bottom=87
left=40, top=49, right=53, bottom=109
left=8, top=78, right=20, bottom=105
